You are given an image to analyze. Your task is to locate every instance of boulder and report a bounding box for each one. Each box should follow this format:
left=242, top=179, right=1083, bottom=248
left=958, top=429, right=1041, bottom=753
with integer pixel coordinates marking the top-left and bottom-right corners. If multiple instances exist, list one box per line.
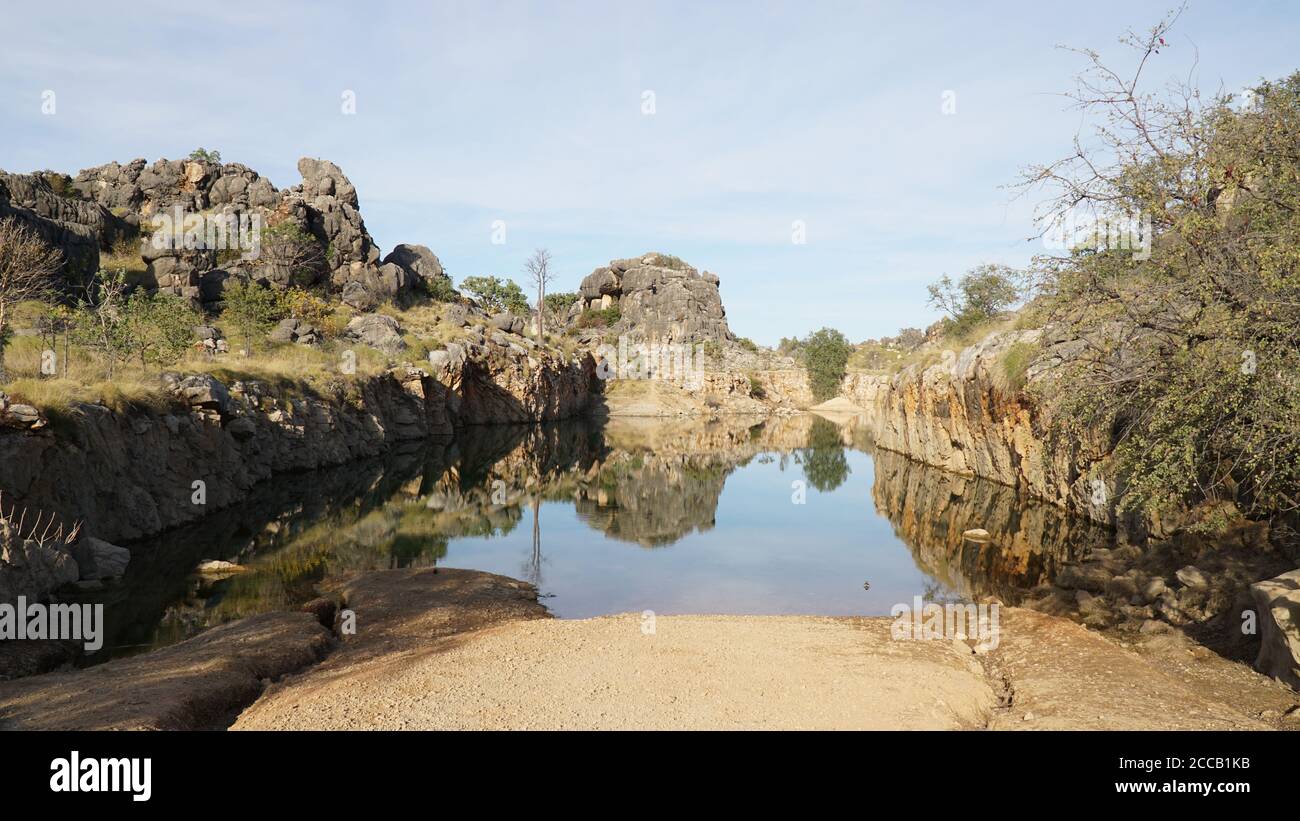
left=346, top=313, right=406, bottom=353
left=576, top=252, right=731, bottom=344
left=0, top=529, right=80, bottom=602
left=490, top=313, right=526, bottom=335
left=172, top=374, right=231, bottom=414
left=382, top=244, right=450, bottom=292
left=1250, top=569, right=1300, bottom=689
left=1176, top=565, right=1209, bottom=589
left=70, top=536, right=130, bottom=581
left=341, top=280, right=377, bottom=311
left=268, top=317, right=318, bottom=345
left=1056, top=562, right=1111, bottom=594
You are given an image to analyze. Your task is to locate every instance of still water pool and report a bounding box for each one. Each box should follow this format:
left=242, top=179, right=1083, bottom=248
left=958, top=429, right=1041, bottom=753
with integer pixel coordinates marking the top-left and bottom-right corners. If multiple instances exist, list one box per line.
left=80, top=413, right=1110, bottom=660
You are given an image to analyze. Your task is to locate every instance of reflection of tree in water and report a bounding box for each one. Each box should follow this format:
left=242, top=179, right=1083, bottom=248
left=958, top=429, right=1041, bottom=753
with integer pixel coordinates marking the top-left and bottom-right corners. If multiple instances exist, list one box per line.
left=523, top=497, right=543, bottom=586
left=795, top=416, right=851, bottom=492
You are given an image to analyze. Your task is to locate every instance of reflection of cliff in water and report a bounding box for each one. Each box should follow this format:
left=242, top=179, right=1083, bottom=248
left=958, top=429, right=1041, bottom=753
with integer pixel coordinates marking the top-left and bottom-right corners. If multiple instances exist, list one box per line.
left=868, top=445, right=1111, bottom=602
left=77, top=411, right=1120, bottom=662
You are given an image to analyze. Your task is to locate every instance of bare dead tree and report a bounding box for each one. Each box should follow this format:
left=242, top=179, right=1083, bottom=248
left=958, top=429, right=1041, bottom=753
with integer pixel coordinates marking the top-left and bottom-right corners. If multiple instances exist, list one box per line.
left=253, top=222, right=326, bottom=288
left=0, top=217, right=64, bottom=382
left=523, top=248, right=554, bottom=339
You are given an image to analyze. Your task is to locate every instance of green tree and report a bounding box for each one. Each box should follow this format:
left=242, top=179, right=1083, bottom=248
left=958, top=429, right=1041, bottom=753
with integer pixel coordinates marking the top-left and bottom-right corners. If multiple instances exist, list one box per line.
left=1021, top=14, right=1300, bottom=520
left=222, top=278, right=284, bottom=356
left=189, top=147, right=222, bottom=164
left=543, top=291, right=579, bottom=314
left=926, top=263, right=1022, bottom=333
left=802, top=327, right=852, bottom=402
left=460, top=275, right=530, bottom=315
left=123, top=291, right=199, bottom=369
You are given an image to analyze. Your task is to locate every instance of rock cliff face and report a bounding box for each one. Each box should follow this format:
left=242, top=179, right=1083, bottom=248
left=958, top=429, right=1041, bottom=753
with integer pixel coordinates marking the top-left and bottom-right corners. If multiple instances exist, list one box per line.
left=0, top=346, right=596, bottom=544
left=843, top=329, right=1123, bottom=530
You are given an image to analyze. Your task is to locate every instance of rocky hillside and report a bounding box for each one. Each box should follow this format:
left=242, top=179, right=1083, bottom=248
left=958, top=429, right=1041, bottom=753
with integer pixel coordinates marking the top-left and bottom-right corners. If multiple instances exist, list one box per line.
left=1, top=156, right=450, bottom=310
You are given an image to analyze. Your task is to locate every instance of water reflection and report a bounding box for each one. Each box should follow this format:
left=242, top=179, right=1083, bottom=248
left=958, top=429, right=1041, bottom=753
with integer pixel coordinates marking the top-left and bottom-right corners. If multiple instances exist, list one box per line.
left=81, top=412, right=1114, bottom=658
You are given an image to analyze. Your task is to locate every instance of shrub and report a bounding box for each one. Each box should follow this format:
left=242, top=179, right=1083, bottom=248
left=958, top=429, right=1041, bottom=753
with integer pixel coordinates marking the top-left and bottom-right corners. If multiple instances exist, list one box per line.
left=577, top=306, right=621, bottom=328
left=283, top=287, right=331, bottom=327
left=122, top=290, right=200, bottom=369
left=420, top=275, right=458, bottom=303
left=801, top=327, right=852, bottom=401
left=996, top=341, right=1036, bottom=394
left=460, top=275, right=530, bottom=315
left=189, top=148, right=222, bottom=164
left=222, top=277, right=285, bottom=356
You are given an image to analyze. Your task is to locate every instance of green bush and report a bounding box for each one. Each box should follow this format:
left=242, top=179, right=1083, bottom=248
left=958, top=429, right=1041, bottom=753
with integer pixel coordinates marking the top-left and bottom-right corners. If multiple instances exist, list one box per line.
left=222, top=277, right=286, bottom=356
left=577, top=306, right=621, bottom=328
left=460, top=275, right=530, bottom=315
left=801, top=327, right=852, bottom=401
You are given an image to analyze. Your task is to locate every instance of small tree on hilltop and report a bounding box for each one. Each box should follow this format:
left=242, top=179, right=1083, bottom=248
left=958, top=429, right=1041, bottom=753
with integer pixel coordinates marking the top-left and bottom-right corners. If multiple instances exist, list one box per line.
left=460, top=275, right=530, bottom=315
left=0, top=217, right=63, bottom=382
left=523, top=248, right=555, bottom=338
left=802, top=327, right=852, bottom=402
left=926, top=263, right=1022, bottom=333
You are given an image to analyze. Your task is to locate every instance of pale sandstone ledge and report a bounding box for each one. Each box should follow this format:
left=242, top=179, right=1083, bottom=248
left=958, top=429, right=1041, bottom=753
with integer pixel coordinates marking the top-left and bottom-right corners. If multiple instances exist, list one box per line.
left=3, top=567, right=1292, bottom=731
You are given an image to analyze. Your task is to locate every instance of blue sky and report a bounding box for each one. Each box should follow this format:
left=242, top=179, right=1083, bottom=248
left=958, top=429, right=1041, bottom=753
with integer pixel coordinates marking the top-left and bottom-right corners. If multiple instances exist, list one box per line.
left=3, top=1, right=1298, bottom=344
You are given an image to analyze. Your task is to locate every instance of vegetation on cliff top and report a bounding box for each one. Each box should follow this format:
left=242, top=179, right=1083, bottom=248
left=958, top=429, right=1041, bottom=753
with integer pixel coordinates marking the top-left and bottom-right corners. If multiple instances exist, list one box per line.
left=1022, top=13, right=1300, bottom=523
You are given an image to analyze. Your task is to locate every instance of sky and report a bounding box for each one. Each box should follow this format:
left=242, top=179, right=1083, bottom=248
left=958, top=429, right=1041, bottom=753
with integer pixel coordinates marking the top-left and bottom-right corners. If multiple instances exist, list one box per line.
left=2, top=1, right=1298, bottom=345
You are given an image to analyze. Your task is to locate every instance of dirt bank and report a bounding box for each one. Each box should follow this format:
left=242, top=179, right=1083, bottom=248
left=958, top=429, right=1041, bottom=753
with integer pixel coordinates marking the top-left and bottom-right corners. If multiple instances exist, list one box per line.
left=0, top=612, right=333, bottom=730
left=233, top=568, right=1298, bottom=731
left=4, top=566, right=1293, bottom=731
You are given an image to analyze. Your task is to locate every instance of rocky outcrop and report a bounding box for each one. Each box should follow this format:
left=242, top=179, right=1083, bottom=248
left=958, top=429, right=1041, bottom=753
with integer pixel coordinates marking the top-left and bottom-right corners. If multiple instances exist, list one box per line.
left=1251, top=569, right=1300, bottom=689
left=0, top=370, right=452, bottom=544
left=12, top=155, right=453, bottom=310
left=576, top=253, right=732, bottom=344
left=429, top=333, right=597, bottom=426
left=0, top=172, right=119, bottom=286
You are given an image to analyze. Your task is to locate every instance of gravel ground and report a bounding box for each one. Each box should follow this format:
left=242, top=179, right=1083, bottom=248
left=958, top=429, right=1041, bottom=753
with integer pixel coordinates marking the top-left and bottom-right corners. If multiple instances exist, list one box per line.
left=233, top=567, right=1297, bottom=731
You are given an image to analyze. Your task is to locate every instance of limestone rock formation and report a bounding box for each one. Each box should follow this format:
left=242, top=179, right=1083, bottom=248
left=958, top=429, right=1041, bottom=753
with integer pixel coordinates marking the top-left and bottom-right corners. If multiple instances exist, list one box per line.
left=1251, top=569, right=1300, bottom=689
left=5, top=155, right=448, bottom=310
left=576, top=252, right=732, bottom=344
left=843, top=329, right=1132, bottom=531
left=0, top=171, right=117, bottom=286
